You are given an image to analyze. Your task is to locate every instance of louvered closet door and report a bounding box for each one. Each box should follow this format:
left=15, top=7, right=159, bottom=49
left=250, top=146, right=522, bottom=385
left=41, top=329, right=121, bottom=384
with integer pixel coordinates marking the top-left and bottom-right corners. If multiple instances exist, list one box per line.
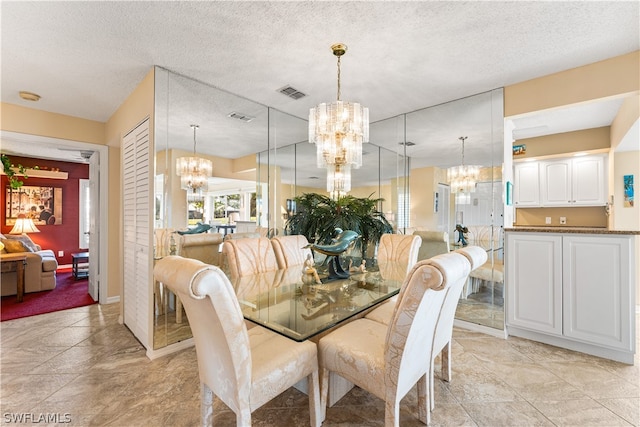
left=122, top=119, right=152, bottom=348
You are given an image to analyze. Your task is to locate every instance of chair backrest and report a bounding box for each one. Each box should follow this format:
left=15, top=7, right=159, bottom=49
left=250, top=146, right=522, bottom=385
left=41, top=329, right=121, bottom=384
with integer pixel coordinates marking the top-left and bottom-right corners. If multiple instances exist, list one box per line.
left=178, top=233, right=224, bottom=266
left=153, top=256, right=251, bottom=414
left=384, top=254, right=461, bottom=398
left=222, top=237, right=279, bottom=282
left=412, top=231, right=450, bottom=261
left=224, top=232, right=261, bottom=241
left=430, top=246, right=485, bottom=353
left=377, top=233, right=422, bottom=275
left=271, top=235, right=313, bottom=269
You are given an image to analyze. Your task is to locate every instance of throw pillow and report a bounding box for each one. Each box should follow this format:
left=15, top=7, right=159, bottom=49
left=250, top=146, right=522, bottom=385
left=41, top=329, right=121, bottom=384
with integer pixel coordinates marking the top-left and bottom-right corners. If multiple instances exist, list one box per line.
left=5, top=235, right=39, bottom=252
left=0, top=239, right=31, bottom=253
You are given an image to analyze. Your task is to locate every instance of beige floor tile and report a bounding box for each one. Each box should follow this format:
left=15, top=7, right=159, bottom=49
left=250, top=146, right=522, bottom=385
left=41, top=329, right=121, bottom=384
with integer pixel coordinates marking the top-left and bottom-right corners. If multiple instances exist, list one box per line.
left=530, top=398, right=633, bottom=426
left=462, top=401, right=554, bottom=426
left=597, top=397, right=640, bottom=426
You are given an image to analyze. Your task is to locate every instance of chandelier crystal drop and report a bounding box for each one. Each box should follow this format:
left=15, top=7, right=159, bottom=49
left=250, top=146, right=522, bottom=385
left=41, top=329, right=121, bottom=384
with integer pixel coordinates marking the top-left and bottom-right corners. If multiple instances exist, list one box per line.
left=176, top=124, right=212, bottom=199
left=448, top=136, right=480, bottom=194
left=309, top=43, right=369, bottom=198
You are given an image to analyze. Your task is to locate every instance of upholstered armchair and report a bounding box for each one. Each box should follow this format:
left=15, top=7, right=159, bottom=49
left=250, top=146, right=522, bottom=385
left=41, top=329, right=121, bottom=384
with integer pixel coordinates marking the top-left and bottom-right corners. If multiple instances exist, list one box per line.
left=154, top=256, right=321, bottom=427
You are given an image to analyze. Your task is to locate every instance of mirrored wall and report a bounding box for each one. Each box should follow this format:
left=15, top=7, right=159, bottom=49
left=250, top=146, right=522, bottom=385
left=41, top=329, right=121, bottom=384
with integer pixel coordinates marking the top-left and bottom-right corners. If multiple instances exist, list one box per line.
left=154, top=66, right=504, bottom=350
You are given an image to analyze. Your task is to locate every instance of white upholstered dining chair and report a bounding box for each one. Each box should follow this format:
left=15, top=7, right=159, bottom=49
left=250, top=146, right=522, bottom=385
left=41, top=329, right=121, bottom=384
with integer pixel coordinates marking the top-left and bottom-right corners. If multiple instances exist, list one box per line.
left=318, top=254, right=464, bottom=426
left=271, top=234, right=313, bottom=269
left=154, top=256, right=322, bottom=427
left=222, top=236, right=279, bottom=282
left=365, top=233, right=422, bottom=324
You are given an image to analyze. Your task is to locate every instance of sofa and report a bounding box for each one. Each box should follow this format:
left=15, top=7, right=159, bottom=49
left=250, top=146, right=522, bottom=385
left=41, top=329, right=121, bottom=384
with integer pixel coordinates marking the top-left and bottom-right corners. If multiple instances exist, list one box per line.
left=0, top=233, right=58, bottom=296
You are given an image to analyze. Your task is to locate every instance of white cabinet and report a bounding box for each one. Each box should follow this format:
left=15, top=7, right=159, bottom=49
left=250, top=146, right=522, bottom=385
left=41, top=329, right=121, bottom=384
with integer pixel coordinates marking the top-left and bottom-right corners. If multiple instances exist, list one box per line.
left=506, top=233, right=562, bottom=335
left=513, top=162, right=540, bottom=207
left=515, top=155, right=607, bottom=207
left=539, top=159, right=571, bottom=206
left=563, top=235, right=633, bottom=350
left=571, top=155, right=606, bottom=206
left=506, top=232, right=635, bottom=363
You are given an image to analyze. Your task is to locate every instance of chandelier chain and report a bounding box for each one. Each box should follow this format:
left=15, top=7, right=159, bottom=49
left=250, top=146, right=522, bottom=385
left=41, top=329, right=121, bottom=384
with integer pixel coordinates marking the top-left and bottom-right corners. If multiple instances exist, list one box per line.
left=191, top=124, right=199, bottom=153
left=336, top=56, right=341, bottom=101
left=460, top=136, right=468, bottom=166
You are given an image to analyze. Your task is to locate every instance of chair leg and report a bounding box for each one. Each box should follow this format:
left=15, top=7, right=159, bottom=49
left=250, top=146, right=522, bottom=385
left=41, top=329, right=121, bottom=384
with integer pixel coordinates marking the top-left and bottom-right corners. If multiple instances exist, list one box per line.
left=319, top=368, right=330, bottom=421
left=200, top=382, right=214, bottom=427
left=429, top=361, right=435, bottom=411
left=417, top=373, right=430, bottom=425
left=236, top=409, right=251, bottom=427
left=384, top=398, right=401, bottom=427
left=441, top=341, right=452, bottom=382
left=308, top=370, right=322, bottom=427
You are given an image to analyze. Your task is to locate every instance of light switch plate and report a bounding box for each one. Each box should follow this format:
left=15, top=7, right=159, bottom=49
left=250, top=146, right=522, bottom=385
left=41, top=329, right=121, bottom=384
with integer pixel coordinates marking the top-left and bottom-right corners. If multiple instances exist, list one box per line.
left=560, top=217, right=567, bottom=225
left=545, top=217, right=551, bottom=224
left=58, top=250, right=64, bottom=257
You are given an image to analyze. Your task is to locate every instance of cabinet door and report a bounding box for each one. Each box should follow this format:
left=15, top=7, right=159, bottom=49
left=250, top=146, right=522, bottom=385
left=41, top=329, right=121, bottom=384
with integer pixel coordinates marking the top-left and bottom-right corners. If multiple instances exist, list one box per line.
left=513, top=163, right=540, bottom=207
left=563, top=235, right=633, bottom=351
left=506, top=233, right=562, bottom=335
left=540, top=159, right=571, bottom=206
left=572, top=156, right=606, bottom=206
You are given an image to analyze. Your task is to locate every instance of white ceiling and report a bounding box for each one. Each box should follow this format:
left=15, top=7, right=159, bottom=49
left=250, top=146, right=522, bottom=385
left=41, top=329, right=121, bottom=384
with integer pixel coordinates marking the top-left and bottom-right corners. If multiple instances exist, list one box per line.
left=1, top=1, right=638, bottom=167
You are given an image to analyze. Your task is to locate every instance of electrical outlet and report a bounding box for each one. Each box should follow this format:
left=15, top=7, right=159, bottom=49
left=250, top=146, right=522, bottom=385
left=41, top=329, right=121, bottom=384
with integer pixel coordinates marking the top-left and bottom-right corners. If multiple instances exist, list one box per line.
left=560, top=217, right=567, bottom=225
left=58, top=250, right=64, bottom=257
left=545, top=217, right=551, bottom=224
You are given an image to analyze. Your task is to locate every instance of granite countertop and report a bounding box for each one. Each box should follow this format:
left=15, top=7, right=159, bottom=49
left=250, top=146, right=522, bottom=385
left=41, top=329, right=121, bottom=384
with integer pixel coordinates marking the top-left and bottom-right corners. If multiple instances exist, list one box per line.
left=505, top=227, right=640, bottom=235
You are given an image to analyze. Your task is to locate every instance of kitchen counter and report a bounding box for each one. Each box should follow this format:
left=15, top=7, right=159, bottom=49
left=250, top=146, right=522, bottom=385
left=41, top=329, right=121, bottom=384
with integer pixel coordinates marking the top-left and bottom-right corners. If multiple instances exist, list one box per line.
left=505, top=227, right=640, bottom=235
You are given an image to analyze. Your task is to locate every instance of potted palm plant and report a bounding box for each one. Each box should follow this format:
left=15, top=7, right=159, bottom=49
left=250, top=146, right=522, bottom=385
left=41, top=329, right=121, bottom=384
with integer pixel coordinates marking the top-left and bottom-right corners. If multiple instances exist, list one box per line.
left=285, top=193, right=393, bottom=259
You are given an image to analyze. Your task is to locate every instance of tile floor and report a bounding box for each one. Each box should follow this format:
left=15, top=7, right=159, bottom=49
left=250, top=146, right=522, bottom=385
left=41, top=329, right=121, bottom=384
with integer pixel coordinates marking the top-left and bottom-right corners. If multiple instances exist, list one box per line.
left=1, top=303, right=638, bottom=426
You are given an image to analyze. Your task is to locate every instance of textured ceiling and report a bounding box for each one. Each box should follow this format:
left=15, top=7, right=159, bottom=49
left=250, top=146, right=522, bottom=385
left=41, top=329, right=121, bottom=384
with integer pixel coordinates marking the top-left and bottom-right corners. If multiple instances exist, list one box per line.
left=1, top=1, right=639, bottom=169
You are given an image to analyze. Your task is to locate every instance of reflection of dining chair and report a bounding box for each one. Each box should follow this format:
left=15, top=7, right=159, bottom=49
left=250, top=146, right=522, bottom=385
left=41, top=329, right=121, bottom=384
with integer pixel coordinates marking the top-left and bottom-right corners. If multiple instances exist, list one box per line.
left=177, top=233, right=224, bottom=266
left=271, top=235, right=313, bottom=269
left=154, top=256, right=322, bottom=427
left=318, top=254, right=464, bottom=426
left=412, top=231, right=450, bottom=261
left=222, top=237, right=278, bottom=282
left=365, top=233, right=422, bottom=324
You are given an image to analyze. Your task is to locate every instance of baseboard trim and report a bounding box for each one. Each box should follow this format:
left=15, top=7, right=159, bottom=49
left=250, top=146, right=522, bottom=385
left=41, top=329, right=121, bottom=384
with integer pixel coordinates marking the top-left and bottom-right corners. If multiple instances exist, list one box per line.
left=146, top=338, right=195, bottom=360
left=454, top=319, right=508, bottom=339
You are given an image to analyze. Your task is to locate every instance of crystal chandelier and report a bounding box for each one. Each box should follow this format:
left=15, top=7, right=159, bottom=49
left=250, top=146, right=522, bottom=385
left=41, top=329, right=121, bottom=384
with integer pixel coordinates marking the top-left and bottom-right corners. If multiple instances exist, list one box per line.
left=309, top=43, right=369, bottom=200
left=176, top=124, right=212, bottom=202
left=448, top=136, right=480, bottom=193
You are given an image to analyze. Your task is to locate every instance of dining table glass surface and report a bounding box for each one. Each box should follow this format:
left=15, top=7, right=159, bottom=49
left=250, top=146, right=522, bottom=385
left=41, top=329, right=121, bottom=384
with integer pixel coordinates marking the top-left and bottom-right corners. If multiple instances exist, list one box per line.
left=231, top=260, right=407, bottom=341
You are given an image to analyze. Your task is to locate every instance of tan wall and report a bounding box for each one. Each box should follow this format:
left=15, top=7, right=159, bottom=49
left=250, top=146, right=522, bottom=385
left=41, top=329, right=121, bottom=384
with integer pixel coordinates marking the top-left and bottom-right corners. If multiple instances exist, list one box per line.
left=104, top=68, right=155, bottom=304
left=410, top=167, right=439, bottom=230
left=515, top=207, right=608, bottom=228
left=0, top=102, right=105, bottom=144
left=514, top=127, right=610, bottom=159
left=610, top=95, right=640, bottom=151
left=613, top=150, right=640, bottom=230
left=505, top=51, right=640, bottom=117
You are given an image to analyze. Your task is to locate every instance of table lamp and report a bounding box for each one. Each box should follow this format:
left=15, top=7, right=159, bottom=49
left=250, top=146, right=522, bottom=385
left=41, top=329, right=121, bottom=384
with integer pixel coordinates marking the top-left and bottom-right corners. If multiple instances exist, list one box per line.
left=9, top=218, right=41, bottom=235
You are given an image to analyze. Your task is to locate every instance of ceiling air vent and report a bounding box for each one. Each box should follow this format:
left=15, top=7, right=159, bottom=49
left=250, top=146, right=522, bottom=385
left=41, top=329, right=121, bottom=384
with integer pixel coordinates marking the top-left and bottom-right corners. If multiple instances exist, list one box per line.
left=227, top=112, right=255, bottom=122
left=278, top=85, right=307, bottom=100
left=398, top=141, right=416, bottom=146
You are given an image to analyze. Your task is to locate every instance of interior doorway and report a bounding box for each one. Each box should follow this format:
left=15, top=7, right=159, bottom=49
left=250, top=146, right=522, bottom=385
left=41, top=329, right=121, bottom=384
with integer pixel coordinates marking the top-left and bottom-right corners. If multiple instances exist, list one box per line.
left=0, top=131, right=109, bottom=305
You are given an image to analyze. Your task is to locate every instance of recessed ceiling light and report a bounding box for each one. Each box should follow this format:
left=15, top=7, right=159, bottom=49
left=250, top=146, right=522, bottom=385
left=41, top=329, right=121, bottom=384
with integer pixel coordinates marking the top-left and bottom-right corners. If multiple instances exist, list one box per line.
left=19, top=91, right=41, bottom=102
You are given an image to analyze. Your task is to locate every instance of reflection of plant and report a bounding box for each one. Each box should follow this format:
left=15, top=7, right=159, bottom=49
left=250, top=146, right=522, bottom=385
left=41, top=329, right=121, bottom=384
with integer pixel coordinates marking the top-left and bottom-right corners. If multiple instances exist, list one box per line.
left=1, top=154, right=30, bottom=189
left=285, top=193, right=392, bottom=257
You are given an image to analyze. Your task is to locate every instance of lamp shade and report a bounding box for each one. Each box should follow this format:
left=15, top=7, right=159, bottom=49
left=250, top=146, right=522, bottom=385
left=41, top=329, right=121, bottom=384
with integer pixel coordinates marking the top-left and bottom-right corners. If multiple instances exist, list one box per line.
left=10, top=218, right=41, bottom=234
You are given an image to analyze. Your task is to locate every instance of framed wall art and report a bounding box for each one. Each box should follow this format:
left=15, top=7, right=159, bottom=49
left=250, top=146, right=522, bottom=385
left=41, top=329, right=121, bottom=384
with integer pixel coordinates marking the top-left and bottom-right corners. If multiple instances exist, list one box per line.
left=5, top=185, right=63, bottom=225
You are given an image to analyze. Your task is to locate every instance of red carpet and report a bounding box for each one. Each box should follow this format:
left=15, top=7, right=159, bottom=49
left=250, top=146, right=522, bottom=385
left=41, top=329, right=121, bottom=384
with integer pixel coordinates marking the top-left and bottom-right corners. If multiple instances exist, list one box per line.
left=1, top=268, right=96, bottom=321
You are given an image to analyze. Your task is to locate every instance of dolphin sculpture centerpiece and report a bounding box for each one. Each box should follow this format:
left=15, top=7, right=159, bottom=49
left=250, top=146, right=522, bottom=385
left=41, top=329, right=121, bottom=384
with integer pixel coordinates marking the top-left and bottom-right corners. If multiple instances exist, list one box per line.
left=308, top=229, right=360, bottom=279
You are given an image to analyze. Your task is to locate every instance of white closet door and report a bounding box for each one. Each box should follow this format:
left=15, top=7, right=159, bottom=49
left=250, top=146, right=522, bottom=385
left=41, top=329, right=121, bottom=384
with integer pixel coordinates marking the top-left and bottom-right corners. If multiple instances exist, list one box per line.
left=122, top=119, right=152, bottom=348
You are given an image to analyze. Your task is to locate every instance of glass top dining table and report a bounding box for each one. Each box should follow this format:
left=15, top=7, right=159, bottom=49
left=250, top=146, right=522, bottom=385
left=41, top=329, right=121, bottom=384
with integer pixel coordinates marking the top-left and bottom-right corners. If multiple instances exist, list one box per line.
left=230, top=260, right=407, bottom=342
